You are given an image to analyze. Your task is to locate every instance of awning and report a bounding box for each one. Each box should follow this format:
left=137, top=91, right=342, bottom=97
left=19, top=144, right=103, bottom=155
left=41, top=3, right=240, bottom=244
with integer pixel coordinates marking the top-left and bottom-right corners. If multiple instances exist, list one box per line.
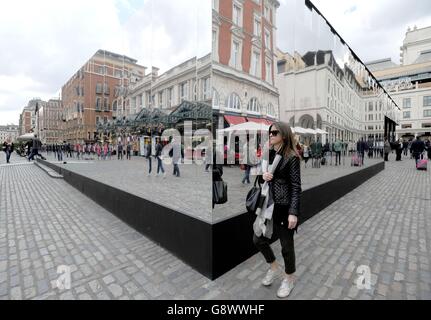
left=224, top=115, right=247, bottom=126
left=247, top=117, right=274, bottom=126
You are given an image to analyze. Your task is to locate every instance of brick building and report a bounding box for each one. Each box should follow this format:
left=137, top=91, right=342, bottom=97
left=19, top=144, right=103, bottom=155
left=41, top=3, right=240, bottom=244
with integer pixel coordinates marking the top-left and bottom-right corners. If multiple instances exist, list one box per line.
left=212, top=0, right=280, bottom=131
left=61, top=50, right=147, bottom=144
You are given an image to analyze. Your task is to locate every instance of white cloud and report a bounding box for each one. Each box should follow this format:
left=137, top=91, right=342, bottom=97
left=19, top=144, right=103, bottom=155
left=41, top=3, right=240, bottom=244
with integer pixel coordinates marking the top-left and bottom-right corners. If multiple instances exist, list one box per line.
left=0, top=0, right=211, bottom=125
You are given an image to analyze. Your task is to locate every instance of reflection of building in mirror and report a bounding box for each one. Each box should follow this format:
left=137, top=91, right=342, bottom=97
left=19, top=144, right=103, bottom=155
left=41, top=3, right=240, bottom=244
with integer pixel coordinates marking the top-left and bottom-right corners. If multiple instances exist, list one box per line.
left=276, top=48, right=395, bottom=144
left=127, top=54, right=211, bottom=116
left=212, top=0, right=280, bottom=133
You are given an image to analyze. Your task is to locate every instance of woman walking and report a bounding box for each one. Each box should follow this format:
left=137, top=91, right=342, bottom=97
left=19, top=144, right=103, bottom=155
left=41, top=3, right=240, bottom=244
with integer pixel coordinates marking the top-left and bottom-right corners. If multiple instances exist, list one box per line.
left=253, top=121, right=302, bottom=299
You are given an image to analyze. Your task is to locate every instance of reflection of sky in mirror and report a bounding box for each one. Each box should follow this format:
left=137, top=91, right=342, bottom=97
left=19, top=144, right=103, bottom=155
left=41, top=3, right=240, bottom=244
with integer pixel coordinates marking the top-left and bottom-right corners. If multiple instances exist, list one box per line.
left=277, top=0, right=372, bottom=81
left=0, top=0, right=212, bottom=125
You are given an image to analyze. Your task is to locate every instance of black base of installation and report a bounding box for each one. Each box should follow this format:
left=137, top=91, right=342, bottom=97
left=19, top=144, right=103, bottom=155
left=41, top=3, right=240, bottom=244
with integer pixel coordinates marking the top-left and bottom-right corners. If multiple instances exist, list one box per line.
left=38, top=159, right=384, bottom=280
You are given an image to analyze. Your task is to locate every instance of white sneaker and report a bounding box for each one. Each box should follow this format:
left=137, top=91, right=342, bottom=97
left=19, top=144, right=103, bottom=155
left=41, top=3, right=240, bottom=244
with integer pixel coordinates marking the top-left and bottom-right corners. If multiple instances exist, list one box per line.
left=262, top=268, right=280, bottom=286
left=277, top=278, right=295, bottom=299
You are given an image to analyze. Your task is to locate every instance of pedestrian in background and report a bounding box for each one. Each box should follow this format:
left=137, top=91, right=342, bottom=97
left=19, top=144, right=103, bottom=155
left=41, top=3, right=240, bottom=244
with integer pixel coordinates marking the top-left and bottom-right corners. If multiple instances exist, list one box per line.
left=146, top=141, right=152, bottom=176
left=2, top=139, right=14, bottom=164
left=171, top=137, right=181, bottom=178
left=126, top=142, right=132, bottom=160
left=155, top=139, right=166, bottom=178
left=411, top=136, right=425, bottom=165
left=118, top=142, right=124, bottom=160
left=395, top=138, right=403, bottom=161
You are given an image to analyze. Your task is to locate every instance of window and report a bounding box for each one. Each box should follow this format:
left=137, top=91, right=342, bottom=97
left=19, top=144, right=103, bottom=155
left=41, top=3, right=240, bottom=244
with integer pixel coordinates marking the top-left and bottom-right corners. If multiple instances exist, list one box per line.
left=167, top=87, right=173, bottom=107
left=251, top=51, right=260, bottom=77
left=104, top=98, right=109, bottom=111
left=103, top=83, right=110, bottom=95
left=81, top=87, right=84, bottom=97
left=247, top=98, right=260, bottom=113
left=95, top=97, right=101, bottom=111
left=328, top=79, right=331, bottom=94
left=97, top=66, right=105, bottom=74
left=266, top=61, right=272, bottom=84
left=232, top=40, right=240, bottom=69
left=368, top=102, right=373, bottom=112
left=424, top=96, right=431, bottom=107
left=403, top=98, right=411, bottom=108
left=226, top=93, right=241, bottom=109
left=179, top=82, right=188, bottom=102
left=253, top=17, right=261, bottom=37
left=103, top=116, right=108, bottom=124
left=368, top=114, right=373, bottom=121
left=115, top=70, right=123, bottom=78
left=422, top=123, right=431, bottom=128
left=233, top=4, right=242, bottom=26
left=203, top=78, right=211, bottom=100
left=112, top=100, right=118, bottom=112
left=213, top=89, right=220, bottom=108
left=264, top=30, right=270, bottom=48
left=96, top=116, right=100, bottom=124
left=159, top=92, right=163, bottom=107
left=424, top=109, right=431, bottom=117
left=96, top=83, right=103, bottom=94
left=267, top=103, right=275, bottom=116
left=403, top=111, right=411, bottom=119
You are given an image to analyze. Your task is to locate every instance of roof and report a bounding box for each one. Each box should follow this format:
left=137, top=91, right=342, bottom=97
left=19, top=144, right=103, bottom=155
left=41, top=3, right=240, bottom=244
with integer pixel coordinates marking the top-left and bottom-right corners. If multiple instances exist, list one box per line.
left=366, top=58, right=399, bottom=72
left=413, top=50, right=431, bottom=64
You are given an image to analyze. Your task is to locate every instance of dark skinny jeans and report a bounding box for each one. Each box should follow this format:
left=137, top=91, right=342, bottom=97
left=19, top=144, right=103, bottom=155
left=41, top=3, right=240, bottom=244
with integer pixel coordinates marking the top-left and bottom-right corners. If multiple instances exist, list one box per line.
left=253, top=222, right=296, bottom=275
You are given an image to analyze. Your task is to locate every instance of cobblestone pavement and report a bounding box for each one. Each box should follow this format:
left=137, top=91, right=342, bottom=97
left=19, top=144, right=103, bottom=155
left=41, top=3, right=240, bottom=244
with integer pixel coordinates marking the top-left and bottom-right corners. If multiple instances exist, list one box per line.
left=0, top=152, right=430, bottom=300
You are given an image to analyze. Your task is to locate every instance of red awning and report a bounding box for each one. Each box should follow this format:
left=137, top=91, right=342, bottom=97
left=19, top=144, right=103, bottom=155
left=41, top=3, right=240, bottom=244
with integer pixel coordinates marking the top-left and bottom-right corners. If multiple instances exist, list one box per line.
left=224, top=115, right=247, bottom=126
left=265, top=119, right=275, bottom=125
left=247, top=118, right=274, bottom=126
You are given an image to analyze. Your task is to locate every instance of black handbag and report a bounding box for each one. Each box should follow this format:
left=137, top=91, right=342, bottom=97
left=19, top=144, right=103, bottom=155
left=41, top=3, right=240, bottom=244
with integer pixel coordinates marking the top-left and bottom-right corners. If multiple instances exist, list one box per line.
left=213, top=180, right=228, bottom=204
left=246, top=176, right=261, bottom=213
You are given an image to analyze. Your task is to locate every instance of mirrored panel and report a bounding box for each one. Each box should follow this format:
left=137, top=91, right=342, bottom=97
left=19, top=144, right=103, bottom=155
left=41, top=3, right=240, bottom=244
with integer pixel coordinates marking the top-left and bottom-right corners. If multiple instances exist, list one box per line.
left=212, top=0, right=398, bottom=220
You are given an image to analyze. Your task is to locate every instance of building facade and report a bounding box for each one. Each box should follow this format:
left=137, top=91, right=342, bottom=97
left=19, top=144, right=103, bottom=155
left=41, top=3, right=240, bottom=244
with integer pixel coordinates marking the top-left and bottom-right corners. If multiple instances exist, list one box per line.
left=368, top=25, right=431, bottom=140
left=18, top=99, right=39, bottom=135
left=61, top=50, right=147, bottom=144
left=126, top=54, right=212, bottom=117
left=212, top=0, right=280, bottom=132
left=37, top=99, right=62, bottom=144
left=0, top=125, right=19, bottom=143
left=276, top=49, right=398, bottom=144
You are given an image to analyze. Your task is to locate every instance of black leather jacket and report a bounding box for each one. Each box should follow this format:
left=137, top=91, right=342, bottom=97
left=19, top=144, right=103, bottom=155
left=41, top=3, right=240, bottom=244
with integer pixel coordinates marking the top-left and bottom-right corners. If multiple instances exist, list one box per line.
left=264, top=149, right=302, bottom=216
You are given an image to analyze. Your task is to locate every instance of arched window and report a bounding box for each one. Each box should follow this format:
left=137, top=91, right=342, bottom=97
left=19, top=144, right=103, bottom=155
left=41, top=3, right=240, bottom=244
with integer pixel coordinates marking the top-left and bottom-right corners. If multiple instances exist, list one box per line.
left=247, top=97, right=260, bottom=113
left=112, top=100, right=118, bottom=111
left=212, top=89, right=220, bottom=108
left=226, top=93, right=241, bottom=109
left=267, top=103, right=275, bottom=116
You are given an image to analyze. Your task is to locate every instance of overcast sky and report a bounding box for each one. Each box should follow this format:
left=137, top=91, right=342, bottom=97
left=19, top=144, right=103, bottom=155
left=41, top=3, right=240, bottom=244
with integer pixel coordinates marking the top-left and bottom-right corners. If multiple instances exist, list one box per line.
left=0, top=0, right=210, bottom=126
left=290, top=0, right=431, bottom=64
left=1, top=0, right=431, bottom=126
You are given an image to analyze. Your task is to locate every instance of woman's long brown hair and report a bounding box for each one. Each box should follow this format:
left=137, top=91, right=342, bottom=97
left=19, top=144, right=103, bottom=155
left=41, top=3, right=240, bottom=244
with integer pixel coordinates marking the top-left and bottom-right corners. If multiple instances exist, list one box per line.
left=269, top=121, right=300, bottom=159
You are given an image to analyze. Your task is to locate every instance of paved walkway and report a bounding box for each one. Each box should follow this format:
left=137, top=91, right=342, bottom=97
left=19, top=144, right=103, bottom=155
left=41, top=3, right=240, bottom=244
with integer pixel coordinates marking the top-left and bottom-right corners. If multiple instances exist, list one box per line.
left=0, top=152, right=430, bottom=300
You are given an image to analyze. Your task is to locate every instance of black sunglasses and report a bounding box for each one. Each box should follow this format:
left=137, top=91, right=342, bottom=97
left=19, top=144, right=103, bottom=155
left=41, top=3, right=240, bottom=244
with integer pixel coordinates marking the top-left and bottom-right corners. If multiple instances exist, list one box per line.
left=269, top=130, right=280, bottom=136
